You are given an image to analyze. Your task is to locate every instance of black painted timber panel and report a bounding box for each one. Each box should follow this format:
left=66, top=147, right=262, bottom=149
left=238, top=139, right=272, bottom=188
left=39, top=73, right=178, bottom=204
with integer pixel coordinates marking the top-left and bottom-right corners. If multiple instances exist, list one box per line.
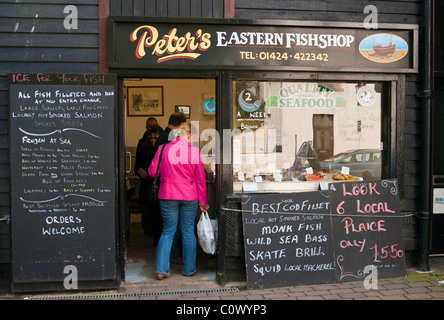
left=0, top=0, right=100, bottom=264
left=109, top=0, right=224, bottom=18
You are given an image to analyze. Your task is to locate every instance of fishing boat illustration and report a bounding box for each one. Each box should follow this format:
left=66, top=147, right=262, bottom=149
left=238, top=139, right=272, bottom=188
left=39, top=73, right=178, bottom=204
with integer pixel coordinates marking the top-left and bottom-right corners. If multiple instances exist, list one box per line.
left=373, top=34, right=396, bottom=55
left=372, top=43, right=396, bottom=55
left=359, top=33, right=408, bottom=63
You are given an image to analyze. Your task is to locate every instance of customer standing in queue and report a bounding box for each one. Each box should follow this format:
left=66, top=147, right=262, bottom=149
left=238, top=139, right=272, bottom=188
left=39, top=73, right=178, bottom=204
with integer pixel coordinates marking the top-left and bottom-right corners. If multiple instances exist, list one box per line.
left=155, top=112, right=186, bottom=148
left=136, top=117, right=159, bottom=155
left=148, top=122, right=209, bottom=279
left=155, top=112, right=187, bottom=264
left=134, top=117, right=161, bottom=235
left=134, top=125, right=163, bottom=243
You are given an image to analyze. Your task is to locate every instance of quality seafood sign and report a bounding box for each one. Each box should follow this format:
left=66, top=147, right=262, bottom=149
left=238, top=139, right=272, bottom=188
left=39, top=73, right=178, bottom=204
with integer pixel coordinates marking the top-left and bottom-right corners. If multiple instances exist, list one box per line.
left=110, top=20, right=417, bottom=72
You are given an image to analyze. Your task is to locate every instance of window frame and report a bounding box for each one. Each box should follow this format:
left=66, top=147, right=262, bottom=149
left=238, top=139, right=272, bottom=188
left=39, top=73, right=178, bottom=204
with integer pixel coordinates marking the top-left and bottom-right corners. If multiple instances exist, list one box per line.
left=222, top=71, right=401, bottom=195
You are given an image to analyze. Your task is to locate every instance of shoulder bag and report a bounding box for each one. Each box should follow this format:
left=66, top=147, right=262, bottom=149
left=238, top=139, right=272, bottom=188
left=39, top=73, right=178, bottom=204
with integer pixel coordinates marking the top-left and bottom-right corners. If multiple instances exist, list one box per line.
left=147, top=144, right=165, bottom=202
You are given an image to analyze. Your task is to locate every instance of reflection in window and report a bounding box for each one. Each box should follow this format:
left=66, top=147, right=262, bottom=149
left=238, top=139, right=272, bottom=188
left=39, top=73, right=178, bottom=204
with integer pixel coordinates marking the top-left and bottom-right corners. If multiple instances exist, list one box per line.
left=232, top=81, right=383, bottom=192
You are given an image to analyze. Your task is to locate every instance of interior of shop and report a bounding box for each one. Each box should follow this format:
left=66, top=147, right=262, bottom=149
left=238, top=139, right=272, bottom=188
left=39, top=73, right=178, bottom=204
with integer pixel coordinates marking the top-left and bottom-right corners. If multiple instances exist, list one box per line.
left=123, top=78, right=217, bottom=284
left=232, top=81, right=383, bottom=193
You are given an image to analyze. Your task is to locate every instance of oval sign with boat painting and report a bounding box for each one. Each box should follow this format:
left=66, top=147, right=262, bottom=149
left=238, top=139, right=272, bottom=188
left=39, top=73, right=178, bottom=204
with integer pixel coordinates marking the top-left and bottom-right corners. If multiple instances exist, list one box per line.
left=359, top=33, right=408, bottom=63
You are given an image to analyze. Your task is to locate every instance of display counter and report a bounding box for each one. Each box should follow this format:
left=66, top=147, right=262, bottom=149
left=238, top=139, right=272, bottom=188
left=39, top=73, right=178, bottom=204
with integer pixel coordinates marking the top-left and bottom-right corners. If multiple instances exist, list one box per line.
left=234, top=178, right=362, bottom=193
left=233, top=171, right=362, bottom=193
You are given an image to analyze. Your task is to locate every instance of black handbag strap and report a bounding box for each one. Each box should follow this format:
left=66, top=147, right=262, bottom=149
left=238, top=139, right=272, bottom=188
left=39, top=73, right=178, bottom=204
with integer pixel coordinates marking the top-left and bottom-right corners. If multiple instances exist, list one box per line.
left=153, top=144, right=166, bottom=183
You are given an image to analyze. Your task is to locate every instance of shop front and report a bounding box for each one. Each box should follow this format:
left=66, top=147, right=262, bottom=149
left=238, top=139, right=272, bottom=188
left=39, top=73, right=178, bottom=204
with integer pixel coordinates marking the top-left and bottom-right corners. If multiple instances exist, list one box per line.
left=109, top=18, right=418, bottom=286
left=6, top=16, right=419, bottom=292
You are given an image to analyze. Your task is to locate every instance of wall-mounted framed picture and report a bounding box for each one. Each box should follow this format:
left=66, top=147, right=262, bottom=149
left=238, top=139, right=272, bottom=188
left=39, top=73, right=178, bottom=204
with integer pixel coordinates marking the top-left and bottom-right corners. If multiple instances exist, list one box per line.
left=127, top=86, right=163, bottom=116
left=175, top=105, right=191, bottom=119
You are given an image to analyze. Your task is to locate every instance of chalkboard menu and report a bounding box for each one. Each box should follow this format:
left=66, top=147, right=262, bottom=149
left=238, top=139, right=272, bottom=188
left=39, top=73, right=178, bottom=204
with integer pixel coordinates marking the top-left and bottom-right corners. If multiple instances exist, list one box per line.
left=242, top=192, right=336, bottom=289
left=9, top=74, right=117, bottom=290
left=330, top=179, right=406, bottom=281
left=242, top=179, right=406, bottom=289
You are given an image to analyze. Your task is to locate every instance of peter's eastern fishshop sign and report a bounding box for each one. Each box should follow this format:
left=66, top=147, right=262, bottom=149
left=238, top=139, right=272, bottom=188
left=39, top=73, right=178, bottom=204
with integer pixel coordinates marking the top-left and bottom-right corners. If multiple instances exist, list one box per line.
left=109, top=19, right=417, bottom=72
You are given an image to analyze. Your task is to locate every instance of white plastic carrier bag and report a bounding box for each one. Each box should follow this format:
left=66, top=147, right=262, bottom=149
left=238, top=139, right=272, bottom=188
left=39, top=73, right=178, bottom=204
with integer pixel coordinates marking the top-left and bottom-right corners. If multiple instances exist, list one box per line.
left=197, top=211, right=216, bottom=255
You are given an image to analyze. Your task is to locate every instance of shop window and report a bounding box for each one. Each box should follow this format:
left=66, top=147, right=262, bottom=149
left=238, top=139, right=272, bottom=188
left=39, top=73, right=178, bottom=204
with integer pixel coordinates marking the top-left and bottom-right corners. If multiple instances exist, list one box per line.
left=232, top=80, right=383, bottom=192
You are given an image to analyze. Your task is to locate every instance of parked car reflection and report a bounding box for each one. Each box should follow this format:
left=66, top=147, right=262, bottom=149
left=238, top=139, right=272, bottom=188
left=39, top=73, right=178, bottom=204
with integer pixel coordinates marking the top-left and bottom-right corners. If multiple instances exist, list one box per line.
left=319, top=149, right=381, bottom=180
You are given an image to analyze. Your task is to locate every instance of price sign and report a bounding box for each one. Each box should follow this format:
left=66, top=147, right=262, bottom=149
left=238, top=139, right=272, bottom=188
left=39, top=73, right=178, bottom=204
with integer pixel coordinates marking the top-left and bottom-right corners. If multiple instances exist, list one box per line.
left=330, top=180, right=406, bottom=281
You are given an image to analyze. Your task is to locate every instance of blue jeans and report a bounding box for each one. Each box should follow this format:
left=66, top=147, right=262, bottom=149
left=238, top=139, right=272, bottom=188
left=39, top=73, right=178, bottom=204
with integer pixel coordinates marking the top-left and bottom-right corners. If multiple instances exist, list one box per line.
left=170, top=221, right=181, bottom=258
left=156, top=199, right=198, bottom=275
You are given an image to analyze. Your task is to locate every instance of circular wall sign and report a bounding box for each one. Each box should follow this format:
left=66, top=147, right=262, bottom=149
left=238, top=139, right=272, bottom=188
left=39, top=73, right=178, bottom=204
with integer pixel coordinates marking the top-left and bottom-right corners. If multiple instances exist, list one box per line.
left=357, top=86, right=377, bottom=107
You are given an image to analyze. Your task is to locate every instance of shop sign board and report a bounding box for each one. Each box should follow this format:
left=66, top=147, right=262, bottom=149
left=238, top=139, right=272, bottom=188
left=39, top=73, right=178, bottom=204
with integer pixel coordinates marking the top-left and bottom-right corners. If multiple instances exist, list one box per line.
left=242, top=179, right=406, bottom=289
left=9, top=73, right=118, bottom=291
left=109, top=19, right=417, bottom=73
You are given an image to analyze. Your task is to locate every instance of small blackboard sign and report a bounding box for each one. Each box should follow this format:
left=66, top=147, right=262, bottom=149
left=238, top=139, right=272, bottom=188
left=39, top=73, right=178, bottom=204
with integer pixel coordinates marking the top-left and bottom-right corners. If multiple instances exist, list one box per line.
left=330, top=179, right=406, bottom=281
left=241, top=179, right=406, bottom=289
left=9, top=73, right=117, bottom=290
left=242, top=192, right=336, bottom=289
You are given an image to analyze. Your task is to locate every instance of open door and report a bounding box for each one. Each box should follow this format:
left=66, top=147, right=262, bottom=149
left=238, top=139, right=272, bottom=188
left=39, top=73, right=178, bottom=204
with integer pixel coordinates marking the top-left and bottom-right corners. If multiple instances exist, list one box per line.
left=122, top=77, right=217, bottom=284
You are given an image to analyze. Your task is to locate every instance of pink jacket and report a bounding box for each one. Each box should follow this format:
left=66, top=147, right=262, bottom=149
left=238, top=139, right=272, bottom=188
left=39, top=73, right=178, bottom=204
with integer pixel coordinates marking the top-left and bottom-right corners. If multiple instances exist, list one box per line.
left=148, top=137, right=208, bottom=206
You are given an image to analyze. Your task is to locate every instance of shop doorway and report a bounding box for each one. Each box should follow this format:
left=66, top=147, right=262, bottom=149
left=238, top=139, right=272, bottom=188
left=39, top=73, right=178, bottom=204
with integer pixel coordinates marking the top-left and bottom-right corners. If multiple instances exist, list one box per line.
left=123, top=78, right=217, bottom=283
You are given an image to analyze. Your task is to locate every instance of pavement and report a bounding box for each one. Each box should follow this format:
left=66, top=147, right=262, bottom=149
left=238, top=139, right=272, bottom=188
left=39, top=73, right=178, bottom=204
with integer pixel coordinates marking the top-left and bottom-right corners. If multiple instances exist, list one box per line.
left=1, top=256, right=444, bottom=301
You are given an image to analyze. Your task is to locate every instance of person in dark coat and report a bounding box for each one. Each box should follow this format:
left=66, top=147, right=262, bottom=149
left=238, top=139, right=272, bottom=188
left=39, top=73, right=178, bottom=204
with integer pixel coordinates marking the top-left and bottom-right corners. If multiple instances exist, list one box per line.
left=136, top=117, right=159, bottom=155
left=134, top=125, right=163, bottom=244
left=155, top=112, right=186, bottom=148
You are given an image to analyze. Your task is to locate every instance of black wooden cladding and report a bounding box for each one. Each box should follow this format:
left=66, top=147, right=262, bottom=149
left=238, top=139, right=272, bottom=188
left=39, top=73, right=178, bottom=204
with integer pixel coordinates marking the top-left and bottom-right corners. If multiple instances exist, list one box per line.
left=437, top=1, right=444, bottom=75
left=235, top=0, right=423, bottom=25
left=109, top=0, right=224, bottom=18
left=0, top=0, right=100, bottom=263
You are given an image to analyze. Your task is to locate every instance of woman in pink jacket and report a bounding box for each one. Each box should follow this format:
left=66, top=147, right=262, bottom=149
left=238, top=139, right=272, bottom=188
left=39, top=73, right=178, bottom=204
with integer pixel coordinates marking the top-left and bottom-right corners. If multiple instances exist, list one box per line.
left=148, top=122, right=209, bottom=279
